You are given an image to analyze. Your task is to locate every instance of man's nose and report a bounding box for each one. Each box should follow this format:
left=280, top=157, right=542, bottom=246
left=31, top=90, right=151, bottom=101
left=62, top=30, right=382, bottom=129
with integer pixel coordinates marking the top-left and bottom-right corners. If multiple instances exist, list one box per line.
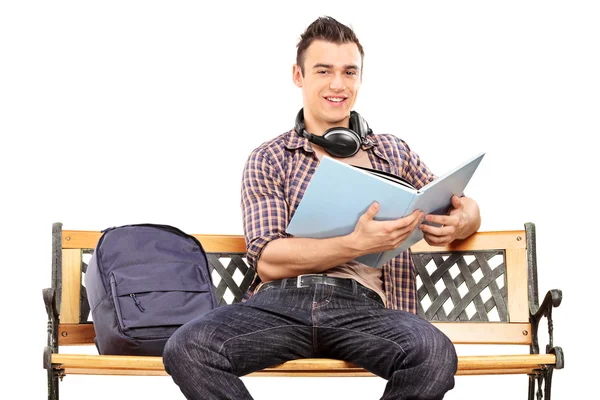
left=329, top=73, right=346, bottom=90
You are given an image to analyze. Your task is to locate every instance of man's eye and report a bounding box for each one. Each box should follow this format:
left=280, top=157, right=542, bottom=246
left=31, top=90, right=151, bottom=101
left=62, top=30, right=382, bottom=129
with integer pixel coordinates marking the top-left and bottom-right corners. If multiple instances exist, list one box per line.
left=317, top=70, right=328, bottom=74
left=346, top=71, right=357, bottom=76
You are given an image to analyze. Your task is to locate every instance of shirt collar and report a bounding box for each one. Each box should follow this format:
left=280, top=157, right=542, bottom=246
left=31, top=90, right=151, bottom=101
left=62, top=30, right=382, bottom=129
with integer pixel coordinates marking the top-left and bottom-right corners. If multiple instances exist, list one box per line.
left=285, top=129, right=312, bottom=152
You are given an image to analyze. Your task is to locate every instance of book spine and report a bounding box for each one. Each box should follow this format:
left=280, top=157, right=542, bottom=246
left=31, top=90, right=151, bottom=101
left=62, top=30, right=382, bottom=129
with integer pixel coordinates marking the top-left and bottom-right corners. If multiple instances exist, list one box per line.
left=403, top=192, right=420, bottom=215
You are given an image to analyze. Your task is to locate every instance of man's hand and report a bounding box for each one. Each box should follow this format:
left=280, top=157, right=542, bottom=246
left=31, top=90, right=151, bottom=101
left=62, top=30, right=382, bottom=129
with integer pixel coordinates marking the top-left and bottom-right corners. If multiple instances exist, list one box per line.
left=420, top=195, right=478, bottom=246
left=350, top=201, right=423, bottom=254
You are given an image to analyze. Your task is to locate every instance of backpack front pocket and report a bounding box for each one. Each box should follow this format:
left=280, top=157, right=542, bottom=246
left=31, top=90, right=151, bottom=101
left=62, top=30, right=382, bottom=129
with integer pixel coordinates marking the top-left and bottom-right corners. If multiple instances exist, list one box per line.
left=109, top=261, right=215, bottom=338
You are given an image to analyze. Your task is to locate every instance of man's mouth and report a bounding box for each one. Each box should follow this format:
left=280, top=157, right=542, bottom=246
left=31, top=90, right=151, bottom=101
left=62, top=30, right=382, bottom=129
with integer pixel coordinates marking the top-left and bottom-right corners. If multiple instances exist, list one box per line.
left=325, top=96, right=347, bottom=104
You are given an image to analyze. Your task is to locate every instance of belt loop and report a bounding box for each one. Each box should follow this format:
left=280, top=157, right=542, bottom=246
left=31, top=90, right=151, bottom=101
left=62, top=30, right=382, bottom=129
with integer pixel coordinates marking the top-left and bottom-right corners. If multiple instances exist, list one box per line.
left=351, top=278, right=357, bottom=295
left=282, top=278, right=288, bottom=290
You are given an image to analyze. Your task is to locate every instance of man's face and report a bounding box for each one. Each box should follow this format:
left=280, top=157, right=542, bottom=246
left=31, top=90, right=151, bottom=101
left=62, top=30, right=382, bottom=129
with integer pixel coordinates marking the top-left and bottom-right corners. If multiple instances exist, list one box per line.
left=293, top=40, right=362, bottom=135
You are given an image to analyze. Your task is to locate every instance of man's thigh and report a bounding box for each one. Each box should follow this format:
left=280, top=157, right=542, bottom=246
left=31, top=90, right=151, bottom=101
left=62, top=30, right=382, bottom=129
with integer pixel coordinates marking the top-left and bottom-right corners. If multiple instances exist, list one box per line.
left=171, top=288, right=315, bottom=376
left=315, top=289, right=451, bottom=379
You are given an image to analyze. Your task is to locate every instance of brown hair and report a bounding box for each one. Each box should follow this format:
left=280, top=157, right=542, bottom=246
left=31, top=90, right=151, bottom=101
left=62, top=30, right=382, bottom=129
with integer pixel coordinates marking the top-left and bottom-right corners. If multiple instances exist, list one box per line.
left=296, top=16, right=364, bottom=76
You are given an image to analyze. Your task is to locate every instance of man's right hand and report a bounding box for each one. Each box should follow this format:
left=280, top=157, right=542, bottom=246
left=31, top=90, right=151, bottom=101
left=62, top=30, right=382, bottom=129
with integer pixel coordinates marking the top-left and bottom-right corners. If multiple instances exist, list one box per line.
left=350, top=201, right=423, bottom=255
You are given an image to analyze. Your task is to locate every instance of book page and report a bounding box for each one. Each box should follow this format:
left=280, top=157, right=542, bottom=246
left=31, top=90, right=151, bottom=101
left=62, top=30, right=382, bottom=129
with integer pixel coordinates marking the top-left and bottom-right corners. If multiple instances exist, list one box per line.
left=351, top=165, right=416, bottom=189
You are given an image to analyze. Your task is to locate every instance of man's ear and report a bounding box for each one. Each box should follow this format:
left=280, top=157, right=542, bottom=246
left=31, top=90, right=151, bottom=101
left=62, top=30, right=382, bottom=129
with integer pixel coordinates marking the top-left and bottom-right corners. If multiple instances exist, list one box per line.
left=292, top=64, right=303, bottom=88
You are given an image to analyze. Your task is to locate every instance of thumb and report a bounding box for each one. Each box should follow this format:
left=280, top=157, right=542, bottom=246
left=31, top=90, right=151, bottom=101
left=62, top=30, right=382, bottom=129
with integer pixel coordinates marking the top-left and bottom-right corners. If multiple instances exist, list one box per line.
left=363, top=201, right=379, bottom=220
left=451, top=195, right=463, bottom=209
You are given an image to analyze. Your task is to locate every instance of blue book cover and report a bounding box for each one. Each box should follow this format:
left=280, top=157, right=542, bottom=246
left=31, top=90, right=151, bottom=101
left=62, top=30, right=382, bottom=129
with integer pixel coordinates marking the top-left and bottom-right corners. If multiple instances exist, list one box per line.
left=286, top=152, right=485, bottom=268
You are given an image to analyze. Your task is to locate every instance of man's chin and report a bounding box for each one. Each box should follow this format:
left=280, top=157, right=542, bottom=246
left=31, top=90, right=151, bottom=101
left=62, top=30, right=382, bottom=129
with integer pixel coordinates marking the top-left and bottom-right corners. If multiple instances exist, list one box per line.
left=324, top=113, right=350, bottom=126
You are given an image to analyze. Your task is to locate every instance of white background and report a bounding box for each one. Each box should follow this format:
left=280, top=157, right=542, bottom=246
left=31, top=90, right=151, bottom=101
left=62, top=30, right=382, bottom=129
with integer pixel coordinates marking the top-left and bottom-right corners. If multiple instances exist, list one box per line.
left=1, top=1, right=598, bottom=398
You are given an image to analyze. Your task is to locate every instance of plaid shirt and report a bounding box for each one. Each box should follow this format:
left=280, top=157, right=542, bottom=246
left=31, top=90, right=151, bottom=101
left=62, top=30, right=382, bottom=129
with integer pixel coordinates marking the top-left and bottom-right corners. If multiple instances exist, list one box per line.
left=240, top=129, right=436, bottom=312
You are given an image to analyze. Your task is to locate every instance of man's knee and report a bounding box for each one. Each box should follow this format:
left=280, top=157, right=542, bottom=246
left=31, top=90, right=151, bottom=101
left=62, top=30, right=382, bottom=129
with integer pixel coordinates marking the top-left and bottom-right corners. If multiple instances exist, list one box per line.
left=418, top=324, right=457, bottom=375
left=400, top=321, right=457, bottom=374
left=163, top=318, right=215, bottom=374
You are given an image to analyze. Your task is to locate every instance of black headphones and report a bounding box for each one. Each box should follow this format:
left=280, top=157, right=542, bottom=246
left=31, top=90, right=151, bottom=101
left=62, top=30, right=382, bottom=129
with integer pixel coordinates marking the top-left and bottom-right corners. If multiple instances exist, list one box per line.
left=294, top=108, right=372, bottom=158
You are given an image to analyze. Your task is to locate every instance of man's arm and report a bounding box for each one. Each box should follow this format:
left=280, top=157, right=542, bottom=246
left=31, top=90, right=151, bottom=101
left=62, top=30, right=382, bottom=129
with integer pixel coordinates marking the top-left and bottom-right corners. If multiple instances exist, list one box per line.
left=419, top=195, right=481, bottom=246
left=257, top=203, right=423, bottom=282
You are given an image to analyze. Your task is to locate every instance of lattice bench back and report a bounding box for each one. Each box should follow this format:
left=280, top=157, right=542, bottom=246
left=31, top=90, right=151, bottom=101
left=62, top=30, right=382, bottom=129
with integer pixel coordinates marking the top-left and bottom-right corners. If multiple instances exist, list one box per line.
left=53, top=223, right=537, bottom=346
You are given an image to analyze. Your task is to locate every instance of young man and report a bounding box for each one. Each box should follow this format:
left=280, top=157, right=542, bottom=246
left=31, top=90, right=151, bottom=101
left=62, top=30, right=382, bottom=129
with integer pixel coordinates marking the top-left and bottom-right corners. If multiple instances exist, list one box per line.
left=164, top=16, right=481, bottom=400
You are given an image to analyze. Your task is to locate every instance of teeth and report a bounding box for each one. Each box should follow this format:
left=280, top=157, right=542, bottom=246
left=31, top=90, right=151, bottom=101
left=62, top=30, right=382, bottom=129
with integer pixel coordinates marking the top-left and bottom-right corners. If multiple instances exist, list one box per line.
left=327, top=97, right=345, bottom=102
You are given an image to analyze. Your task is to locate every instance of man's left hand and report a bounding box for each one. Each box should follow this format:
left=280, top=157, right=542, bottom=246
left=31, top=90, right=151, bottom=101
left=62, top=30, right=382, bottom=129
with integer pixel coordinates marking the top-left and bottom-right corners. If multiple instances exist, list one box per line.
left=419, top=195, right=470, bottom=246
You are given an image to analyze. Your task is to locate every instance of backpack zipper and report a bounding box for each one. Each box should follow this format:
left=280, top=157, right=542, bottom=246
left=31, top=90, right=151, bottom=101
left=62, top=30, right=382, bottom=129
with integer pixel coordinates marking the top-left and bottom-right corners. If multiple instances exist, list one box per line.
left=130, top=294, right=145, bottom=312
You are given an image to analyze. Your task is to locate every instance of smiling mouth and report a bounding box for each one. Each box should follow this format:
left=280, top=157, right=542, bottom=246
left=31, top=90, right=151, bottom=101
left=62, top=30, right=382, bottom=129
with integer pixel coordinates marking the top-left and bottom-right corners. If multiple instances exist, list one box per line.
left=324, top=96, right=347, bottom=104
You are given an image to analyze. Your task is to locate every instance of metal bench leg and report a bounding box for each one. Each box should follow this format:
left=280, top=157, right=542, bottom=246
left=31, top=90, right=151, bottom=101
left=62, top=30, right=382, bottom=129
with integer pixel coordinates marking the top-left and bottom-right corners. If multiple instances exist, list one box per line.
left=47, top=367, right=59, bottom=400
left=528, top=367, right=554, bottom=400
left=43, top=287, right=60, bottom=400
left=528, top=374, right=535, bottom=400
left=543, top=368, right=554, bottom=400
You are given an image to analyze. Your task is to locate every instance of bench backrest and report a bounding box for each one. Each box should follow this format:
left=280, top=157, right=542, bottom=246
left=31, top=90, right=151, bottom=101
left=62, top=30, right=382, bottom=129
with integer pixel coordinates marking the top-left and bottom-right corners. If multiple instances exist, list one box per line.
left=51, top=222, right=539, bottom=347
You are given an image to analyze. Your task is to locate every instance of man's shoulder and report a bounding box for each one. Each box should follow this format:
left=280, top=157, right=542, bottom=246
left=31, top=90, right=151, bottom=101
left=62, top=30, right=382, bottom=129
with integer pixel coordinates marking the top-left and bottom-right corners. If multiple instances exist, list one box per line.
left=250, top=130, right=292, bottom=151
left=370, top=132, right=411, bottom=152
left=245, top=129, right=295, bottom=164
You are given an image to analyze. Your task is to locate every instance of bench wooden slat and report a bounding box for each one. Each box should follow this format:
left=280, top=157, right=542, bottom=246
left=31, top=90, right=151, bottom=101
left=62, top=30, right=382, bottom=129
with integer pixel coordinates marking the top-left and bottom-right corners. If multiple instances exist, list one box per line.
left=251, top=368, right=541, bottom=377
left=64, top=368, right=169, bottom=376
left=411, top=230, right=526, bottom=252
left=62, top=230, right=247, bottom=253
left=61, top=230, right=525, bottom=253
left=506, top=247, right=529, bottom=322
left=455, top=368, right=536, bottom=376
left=60, top=367, right=541, bottom=377
left=52, top=354, right=555, bottom=377
left=58, top=324, right=96, bottom=345
left=60, top=249, right=82, bottom=324
left=436, top=322, right=532, bottom=344
left=58, top=321, right=532, bottom=346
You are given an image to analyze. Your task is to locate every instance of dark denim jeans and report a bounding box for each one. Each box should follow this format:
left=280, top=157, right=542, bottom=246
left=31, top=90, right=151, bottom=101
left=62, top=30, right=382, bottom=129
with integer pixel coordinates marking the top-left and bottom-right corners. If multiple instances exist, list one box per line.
left=163, top=281, right=457, bottom=400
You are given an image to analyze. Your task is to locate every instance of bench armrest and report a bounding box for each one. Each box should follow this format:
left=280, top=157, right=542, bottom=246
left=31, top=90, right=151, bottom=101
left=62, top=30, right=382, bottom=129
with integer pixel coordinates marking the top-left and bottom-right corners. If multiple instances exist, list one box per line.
left=43, top=288, right=59, bottom=320
left=530, top=289, right=564, bottom=369
left=531, top=289, right=562, bottom=320
left=43, top=288, right=59, bottom=370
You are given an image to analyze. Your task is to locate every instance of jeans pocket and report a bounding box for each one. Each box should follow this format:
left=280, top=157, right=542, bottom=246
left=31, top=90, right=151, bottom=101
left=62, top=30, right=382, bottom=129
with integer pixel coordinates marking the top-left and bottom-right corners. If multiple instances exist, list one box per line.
left=359, top=291, right=385, bottom=307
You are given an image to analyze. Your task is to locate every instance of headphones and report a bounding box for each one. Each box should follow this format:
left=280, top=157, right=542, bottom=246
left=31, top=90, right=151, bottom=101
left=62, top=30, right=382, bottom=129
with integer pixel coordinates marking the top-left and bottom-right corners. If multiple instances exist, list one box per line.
left=294, top=108, right=372, bottom=158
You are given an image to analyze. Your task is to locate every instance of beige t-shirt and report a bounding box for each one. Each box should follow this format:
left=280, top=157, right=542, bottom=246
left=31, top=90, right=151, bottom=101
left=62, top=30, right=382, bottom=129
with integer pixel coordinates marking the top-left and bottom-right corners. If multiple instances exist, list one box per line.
left=325, top=262, right=386, bottom=306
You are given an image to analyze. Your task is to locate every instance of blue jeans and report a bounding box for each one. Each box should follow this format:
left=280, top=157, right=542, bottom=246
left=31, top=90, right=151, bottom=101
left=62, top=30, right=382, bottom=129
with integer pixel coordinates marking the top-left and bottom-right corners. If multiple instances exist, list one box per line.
left=163, top=279, right=457, bottom=399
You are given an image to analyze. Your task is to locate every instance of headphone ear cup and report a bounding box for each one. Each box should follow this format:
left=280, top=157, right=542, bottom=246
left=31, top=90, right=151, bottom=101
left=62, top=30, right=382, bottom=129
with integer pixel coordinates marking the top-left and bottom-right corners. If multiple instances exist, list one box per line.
left=350, top=111, right=370, bottom=139
left=321, top=128, right=361, bottom=157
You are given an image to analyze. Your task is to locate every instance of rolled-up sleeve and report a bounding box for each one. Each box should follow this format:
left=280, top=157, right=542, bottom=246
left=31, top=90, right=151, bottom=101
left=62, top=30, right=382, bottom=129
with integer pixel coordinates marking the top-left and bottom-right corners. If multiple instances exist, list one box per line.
left=240, top=149, right=291, bottom=270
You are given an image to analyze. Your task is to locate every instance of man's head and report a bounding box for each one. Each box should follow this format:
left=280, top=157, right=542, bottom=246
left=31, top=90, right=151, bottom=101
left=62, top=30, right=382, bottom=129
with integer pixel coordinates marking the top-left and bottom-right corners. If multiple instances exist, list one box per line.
left=293, top=17, right=364, bottom=135
left=296, top=17, right=364, bottom=77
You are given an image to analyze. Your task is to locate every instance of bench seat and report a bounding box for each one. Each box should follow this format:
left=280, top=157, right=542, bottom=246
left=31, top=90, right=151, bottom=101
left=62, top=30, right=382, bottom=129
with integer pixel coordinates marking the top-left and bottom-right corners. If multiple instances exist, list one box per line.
left=51, top=353, right=556, bottom=377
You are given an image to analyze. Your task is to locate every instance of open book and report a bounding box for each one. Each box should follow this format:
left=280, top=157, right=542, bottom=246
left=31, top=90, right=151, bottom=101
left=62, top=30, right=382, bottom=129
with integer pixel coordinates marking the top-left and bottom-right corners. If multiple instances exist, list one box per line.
left=286, top=152, right=485, bottom=268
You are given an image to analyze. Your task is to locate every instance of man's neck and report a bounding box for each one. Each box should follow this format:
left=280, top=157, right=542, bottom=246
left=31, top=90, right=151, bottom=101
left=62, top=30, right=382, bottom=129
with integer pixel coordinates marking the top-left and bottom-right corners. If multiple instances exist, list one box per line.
left=303, top=114, right=350, bottom=136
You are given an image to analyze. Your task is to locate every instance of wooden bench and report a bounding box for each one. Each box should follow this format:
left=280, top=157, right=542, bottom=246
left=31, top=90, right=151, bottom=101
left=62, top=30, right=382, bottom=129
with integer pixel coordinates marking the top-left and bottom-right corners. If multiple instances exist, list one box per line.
left=43, top=221, right=564, bottom=399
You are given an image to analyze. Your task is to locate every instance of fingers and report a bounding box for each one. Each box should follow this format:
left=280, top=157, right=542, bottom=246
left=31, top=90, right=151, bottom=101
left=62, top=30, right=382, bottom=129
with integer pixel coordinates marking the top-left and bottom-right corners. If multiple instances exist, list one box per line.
left=361, top=201, right=380, bottom=221
left=424, top=213, right=450, bottom=226
left=420, top=222, right=453, bottom=237
left=423, top=232, right=450, bottom=246
left=420, top=221, right=456, bottom=246
left=390, top=209, right=423, bottom=229
left=386, top=210, right=422, bottom=239
left=356, top=207, right=424, bottom=252
left=451, top=195, right=463, bottom=209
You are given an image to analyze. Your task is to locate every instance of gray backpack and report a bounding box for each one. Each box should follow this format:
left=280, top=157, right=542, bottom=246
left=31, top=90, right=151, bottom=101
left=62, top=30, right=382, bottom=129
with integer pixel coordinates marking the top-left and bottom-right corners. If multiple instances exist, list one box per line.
left=85, top=224, right=217, bottom=356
